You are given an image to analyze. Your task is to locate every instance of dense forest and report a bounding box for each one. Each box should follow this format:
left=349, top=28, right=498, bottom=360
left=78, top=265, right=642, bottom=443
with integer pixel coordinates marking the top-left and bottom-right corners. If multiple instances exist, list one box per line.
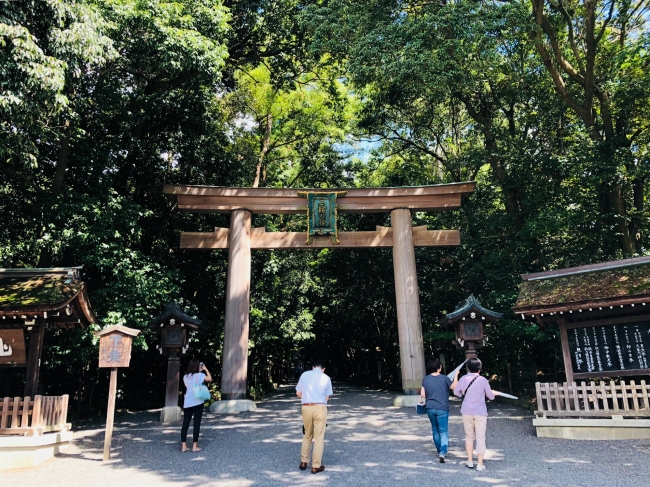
left=1, top=0, right=649, bottom=415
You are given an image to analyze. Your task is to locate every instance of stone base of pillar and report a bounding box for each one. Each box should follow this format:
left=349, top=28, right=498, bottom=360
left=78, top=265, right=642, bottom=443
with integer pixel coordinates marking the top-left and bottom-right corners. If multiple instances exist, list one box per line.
left=392, top=395, right=422, bottom=408
left=160, top=406, right=183, bottom=423
left=209, top=399, right=257, bottom=414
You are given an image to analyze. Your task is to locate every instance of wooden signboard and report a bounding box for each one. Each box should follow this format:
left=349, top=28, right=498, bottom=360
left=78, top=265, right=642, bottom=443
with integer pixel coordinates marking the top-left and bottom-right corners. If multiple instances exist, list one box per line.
left=0, top=329, right=27, bottom=366
left=99, top=332, right=133, bottom=368
left=94, top=325, right=140, bottom=460
left=567, top=320, right=650, bottom=378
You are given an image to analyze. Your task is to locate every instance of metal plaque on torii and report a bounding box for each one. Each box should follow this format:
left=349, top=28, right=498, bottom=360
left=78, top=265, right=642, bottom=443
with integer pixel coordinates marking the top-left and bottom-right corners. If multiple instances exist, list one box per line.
left=298, top=191, right=346, bottom=244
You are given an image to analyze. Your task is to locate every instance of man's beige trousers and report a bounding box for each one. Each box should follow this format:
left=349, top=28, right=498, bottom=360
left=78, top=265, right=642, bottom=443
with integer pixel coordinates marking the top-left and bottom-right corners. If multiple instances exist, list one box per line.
left=301, top=404, right=327, bottom=468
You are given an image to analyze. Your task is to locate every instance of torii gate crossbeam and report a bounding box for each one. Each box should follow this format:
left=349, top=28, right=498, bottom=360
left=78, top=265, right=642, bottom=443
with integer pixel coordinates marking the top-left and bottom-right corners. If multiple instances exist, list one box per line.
left=164, top=183, right=476, bottom=402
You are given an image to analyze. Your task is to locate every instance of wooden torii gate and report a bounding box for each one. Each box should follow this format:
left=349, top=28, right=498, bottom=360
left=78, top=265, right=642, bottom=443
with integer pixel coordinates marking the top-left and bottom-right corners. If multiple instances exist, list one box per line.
left=164, top=182, right=475, bottom=404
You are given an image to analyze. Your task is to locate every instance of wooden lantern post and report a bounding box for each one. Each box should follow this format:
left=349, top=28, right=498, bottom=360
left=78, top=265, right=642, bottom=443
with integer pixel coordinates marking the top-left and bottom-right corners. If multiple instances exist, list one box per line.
left=149, top=302, right=206, bottom=423
left=438, top=295, right=502, bottom=364
left=95, top=325, right=140, bottom=461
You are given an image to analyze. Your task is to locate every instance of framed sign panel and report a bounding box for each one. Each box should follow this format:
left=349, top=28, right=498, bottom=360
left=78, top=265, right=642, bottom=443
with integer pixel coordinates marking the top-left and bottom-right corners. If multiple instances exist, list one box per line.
left=568, top=321, right=650, bottom=378
left=99, top=332, right=134, bottom=368
left=0, top=329, right=27, bottom=366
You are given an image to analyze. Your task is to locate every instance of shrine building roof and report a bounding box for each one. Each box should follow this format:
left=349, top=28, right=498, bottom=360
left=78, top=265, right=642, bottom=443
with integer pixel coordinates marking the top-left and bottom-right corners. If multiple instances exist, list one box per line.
left=438, top=295, right=503, bottom=326
left=0, top=267, right=97, bottom=329
left=148, top=301, right=206, bottom=330
left=513, top=256, right=650, bottom=315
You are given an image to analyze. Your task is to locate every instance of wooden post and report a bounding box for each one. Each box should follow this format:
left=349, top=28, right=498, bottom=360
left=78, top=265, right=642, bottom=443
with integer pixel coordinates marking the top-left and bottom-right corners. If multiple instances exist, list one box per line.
left=558, top=318, right=574, bottom=384
left=165, top=353, right=181, bottom=409
left=103, top=367, right=117, bottom=461
left=24, top=321, right=46, bottom=398
left=507, top=363, right=514, bottom=395
left=464, top=342, right=478, bottom=360
left=391, top=208, right=426, bottom=394
left=221, top=209, right=252, bottom=400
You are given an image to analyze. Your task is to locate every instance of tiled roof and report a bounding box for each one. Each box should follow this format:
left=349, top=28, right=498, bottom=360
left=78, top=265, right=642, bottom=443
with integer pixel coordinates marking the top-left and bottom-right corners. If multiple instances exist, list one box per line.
left=149, top=301, right=205, bottom=330
left=438, top=295, right=503, bottom=325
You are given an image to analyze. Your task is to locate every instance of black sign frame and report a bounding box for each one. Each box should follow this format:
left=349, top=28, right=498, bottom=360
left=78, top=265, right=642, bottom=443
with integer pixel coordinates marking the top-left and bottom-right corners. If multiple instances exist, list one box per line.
left=566, top=315, right=650, bottom=379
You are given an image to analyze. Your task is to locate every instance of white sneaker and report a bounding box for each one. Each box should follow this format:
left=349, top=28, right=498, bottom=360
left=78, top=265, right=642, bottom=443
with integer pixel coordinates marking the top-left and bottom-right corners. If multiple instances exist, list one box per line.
left=476, top=464, right=486, bottom=472
left=465, top=461, right=474, bottom=468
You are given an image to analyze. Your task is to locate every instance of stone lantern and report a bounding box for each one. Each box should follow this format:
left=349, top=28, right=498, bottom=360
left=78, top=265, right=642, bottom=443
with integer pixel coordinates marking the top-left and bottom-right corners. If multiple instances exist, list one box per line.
left=438, top=295, right=502, bottom=360
left=149, top=302, right=206, bottom=423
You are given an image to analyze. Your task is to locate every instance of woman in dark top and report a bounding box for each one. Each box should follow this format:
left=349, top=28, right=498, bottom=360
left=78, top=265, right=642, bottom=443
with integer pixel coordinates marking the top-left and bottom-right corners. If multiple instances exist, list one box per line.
left=420, top=358, right=459, bottom=462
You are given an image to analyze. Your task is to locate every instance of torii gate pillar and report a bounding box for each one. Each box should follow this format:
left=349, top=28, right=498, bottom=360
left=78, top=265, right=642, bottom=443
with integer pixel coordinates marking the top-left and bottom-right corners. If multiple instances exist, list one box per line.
left=221, top=209, right=252, bottom=400
left=391, top=208, right=426, bottom=394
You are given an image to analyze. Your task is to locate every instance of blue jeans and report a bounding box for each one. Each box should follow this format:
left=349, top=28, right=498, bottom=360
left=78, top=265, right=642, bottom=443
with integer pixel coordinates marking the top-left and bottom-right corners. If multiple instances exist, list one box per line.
left=426, top=409, right=449, bottom=454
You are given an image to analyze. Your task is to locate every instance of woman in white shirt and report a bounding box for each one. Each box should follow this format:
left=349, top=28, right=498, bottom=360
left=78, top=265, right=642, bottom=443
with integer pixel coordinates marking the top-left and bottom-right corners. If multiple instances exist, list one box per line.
left=181, top=359, right=212, bottom=453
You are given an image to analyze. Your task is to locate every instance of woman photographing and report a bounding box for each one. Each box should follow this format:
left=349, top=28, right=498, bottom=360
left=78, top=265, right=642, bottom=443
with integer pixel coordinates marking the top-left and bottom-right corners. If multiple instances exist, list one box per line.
left=181, top=359, right=212, bottom=453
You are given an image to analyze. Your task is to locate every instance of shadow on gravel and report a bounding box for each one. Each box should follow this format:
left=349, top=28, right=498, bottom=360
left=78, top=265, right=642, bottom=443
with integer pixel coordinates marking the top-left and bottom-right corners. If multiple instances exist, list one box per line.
left=39, top=382, right=650, bottom=487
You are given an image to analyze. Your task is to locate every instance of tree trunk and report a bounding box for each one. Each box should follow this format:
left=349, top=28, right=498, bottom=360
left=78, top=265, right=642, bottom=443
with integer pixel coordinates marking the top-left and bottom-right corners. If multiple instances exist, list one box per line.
left=609, top=183, right=636, bottom=256
left=52, top=130, right=70, bottom=197
left=252, top=113, right=272, bottom=188
left=37, top=127, right=71, bottom=267
left=632, top=177, right=645, bottom=254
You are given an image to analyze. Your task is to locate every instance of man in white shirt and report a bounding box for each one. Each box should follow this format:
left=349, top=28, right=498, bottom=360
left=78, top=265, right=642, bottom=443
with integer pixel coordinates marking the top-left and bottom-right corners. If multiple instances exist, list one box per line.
left=296, top=359, right=333, bottom=474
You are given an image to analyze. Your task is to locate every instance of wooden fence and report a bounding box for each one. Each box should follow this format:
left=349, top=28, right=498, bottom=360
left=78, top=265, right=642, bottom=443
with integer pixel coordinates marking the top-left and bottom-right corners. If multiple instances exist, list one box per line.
left=536, top=381, right=650, bottom=418
left=0, top=395, right=70, bottom=436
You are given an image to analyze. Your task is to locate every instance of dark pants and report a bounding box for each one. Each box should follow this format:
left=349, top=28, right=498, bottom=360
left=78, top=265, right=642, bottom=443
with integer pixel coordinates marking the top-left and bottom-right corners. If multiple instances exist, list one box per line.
left=181, top=404, right=204, bottom=443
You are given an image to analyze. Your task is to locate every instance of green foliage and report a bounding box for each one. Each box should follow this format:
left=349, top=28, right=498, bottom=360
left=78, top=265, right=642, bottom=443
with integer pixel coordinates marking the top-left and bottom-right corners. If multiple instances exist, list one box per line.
left=1, top=0, right=650, bottom=409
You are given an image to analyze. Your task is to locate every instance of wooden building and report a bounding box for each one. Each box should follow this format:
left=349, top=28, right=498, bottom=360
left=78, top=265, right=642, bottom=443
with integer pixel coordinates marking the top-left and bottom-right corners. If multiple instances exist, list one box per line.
left=0, top=267, right=97, bottom=469
left=0, top=267, right=97, bottom=397
left=513, top=257, right=650, bottom=439
left=513, top=256, right=650, bottom=383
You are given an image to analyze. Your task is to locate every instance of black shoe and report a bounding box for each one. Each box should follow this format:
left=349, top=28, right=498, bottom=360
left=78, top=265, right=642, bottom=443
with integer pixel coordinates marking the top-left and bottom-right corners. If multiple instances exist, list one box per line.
left=299, top=462, right=307, bottom=471
left=311, top=466, right=325, bottom=474
left=439, top=454, right=446, bottom=463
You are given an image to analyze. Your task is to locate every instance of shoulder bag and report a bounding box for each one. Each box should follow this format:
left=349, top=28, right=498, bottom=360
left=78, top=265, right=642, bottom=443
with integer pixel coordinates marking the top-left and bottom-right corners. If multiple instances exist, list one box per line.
left=192, top=373, right=211, bottom=402
left=460, top=375, right=479, bottom=405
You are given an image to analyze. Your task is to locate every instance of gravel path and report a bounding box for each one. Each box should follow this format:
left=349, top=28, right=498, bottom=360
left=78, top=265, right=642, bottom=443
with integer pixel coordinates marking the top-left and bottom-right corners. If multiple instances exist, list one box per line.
left=2, top=382, right=649, bottom=486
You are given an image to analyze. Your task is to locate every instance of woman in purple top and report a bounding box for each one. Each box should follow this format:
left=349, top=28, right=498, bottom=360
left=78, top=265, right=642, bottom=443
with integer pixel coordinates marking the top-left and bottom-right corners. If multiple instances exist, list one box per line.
left=453, top=358, right=499, bottom=472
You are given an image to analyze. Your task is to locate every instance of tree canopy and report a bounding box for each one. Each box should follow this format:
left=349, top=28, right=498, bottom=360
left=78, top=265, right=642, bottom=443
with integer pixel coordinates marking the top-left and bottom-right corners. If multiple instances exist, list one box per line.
left=1, top=0, right=649, bottom=413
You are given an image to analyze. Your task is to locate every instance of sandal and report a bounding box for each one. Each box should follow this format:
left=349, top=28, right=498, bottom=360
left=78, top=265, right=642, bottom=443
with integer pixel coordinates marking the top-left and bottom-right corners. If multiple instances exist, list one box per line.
left=192, top=447, right=203, bottom=453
